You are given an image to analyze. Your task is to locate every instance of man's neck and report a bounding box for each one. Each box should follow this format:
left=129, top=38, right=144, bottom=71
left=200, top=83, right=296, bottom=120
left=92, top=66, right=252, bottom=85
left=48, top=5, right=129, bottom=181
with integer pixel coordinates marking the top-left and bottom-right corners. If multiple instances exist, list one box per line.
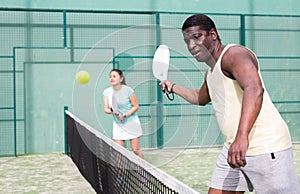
left=207, top=42, right=224, bottom=68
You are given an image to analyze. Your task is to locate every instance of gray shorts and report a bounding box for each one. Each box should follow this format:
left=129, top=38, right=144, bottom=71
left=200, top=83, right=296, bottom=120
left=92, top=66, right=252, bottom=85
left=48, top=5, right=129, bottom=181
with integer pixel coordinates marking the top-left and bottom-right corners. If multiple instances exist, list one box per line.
left=210, top=146, right=300, bottom=194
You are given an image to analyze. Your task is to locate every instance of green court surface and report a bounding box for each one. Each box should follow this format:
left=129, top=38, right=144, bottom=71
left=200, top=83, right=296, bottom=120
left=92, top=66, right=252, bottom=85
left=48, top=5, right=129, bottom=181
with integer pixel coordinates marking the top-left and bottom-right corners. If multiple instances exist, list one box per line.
left=0, top=144, right=299, bottom=193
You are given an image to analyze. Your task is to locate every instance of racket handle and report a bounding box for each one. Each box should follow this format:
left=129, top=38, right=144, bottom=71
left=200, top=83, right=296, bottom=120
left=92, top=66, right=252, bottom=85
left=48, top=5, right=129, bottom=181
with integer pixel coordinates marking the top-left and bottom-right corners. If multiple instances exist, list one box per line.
left=163, top=88, right=167, bottom=94
left=163, top=84, right=169, bottom=94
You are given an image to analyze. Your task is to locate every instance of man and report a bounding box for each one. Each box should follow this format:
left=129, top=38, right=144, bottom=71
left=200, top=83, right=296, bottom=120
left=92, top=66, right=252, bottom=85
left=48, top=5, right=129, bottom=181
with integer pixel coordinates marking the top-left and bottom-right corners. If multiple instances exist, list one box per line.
left=161, top=14, right=300, bottom=194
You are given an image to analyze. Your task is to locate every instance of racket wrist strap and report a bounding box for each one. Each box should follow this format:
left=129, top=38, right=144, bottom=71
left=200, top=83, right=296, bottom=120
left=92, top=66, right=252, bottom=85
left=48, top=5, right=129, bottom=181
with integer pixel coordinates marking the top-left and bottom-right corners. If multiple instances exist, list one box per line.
left=170, top=83, right=176, bottom=93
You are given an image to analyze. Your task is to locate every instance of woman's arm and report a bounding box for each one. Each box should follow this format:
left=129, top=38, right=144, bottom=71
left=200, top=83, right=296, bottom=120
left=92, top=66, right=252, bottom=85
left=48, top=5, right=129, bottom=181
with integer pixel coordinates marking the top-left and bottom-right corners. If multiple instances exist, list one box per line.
left=103, top=96, right=113, bottom=114
left=116, top=93, right=139, bottom=121
left=124, top=93, right=139, bottom=117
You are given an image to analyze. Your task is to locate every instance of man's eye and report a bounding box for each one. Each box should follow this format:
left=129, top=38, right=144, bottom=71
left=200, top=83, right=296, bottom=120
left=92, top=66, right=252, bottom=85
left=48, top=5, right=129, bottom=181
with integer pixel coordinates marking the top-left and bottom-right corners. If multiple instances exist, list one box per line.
left=194, top=34, right=201, bottom=39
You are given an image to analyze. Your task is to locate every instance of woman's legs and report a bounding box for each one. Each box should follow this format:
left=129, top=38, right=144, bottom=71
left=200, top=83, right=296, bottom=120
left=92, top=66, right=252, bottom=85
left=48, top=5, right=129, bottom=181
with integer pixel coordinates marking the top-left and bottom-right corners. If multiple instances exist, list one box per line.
left=130, top=137, right=144, bottom=159
left=114, top=139, right=125, bottom=147
left=113, top=139, right=125, bottom=180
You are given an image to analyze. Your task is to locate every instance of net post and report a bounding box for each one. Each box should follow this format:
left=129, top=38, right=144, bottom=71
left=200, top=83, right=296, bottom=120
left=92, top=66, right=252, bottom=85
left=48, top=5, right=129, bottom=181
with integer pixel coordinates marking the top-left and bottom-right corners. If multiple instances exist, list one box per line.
left=64, top=106, right=68, bottom=154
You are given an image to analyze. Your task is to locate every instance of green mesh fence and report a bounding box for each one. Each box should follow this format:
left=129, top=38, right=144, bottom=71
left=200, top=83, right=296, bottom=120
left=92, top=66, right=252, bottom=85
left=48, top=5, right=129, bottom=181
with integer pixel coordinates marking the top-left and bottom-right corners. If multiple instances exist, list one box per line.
left=0, top=9, right=299, bottom=156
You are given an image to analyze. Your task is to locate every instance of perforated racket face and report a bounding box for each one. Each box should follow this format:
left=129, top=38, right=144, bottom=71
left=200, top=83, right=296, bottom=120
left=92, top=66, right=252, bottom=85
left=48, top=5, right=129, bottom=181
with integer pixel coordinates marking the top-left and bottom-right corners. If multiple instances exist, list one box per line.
left=152, top=45, right=170, bottom=81
left=111, top=92, right=118, bottom=114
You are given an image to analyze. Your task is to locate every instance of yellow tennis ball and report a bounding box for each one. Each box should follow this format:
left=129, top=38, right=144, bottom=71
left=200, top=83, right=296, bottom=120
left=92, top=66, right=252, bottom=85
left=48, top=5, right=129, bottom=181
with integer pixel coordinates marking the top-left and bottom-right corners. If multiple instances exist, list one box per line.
left=76, top=70, right=90, bottom=84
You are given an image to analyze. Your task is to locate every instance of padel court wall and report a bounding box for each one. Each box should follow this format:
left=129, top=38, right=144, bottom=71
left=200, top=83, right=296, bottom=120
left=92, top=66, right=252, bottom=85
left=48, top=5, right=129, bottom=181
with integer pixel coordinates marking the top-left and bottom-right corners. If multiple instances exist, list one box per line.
left=1, top=9, right=300, bottom=156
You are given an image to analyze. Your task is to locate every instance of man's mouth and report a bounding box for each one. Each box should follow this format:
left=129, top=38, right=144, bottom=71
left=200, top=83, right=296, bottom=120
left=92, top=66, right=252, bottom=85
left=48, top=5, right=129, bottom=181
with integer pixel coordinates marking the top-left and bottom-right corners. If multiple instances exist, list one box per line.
left=192, top=50, right=201, bottom=57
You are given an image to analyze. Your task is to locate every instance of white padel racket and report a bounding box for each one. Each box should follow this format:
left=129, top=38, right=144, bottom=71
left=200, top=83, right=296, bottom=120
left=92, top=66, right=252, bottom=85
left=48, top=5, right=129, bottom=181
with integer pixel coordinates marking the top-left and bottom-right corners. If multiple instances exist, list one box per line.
left=111, top=92, right=119, bottom=114
left=152, top=45, right=174, bottom=100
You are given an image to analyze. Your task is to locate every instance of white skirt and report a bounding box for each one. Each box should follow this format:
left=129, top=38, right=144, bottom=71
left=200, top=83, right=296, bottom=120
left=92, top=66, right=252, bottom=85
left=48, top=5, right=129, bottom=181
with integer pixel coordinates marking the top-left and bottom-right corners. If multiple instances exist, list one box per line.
left=113, top=117, right=142, bottom=140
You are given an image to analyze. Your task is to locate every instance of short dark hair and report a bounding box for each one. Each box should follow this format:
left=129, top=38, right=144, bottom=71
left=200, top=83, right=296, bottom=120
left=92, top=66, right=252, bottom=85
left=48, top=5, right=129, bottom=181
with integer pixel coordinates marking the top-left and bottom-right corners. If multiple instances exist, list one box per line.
left=182, top=14, right=221, bottom=41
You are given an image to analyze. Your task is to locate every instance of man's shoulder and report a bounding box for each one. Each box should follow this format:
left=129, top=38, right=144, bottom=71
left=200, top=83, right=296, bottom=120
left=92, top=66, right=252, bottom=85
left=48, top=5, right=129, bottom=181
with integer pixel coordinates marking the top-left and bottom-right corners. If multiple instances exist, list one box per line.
left=226, top=44, right=246, bottom=52
left=223, top=44, right=255, bottom=60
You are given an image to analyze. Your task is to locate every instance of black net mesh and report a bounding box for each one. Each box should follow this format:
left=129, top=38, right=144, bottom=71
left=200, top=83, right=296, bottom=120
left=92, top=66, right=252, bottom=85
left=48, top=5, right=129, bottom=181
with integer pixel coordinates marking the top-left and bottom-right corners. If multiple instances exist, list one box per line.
left=65, top=110, right=199, bottom=194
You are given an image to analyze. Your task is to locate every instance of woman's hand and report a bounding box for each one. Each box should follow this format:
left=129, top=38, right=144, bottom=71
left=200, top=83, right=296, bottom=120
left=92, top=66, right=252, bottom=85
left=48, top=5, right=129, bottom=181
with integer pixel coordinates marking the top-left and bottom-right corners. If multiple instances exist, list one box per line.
left=115, top=113, right=126, bottom=121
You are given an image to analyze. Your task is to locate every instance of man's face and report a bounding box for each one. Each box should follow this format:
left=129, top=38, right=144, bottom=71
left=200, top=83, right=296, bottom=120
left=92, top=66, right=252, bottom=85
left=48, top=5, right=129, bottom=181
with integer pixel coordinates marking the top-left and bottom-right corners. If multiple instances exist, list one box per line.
left=182, top=26, right=213, bottom=62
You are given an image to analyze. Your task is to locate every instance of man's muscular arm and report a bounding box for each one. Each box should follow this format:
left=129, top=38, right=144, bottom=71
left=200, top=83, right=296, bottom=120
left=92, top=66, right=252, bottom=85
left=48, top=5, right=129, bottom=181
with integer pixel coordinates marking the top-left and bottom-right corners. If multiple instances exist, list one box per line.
left=222, top=46, right=264, bottom=168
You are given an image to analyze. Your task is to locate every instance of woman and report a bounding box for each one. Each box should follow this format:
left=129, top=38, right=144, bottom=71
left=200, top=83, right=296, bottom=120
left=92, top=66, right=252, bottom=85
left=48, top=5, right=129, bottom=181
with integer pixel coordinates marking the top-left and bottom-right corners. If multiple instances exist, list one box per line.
left=103, top=69, right=144, bottom=159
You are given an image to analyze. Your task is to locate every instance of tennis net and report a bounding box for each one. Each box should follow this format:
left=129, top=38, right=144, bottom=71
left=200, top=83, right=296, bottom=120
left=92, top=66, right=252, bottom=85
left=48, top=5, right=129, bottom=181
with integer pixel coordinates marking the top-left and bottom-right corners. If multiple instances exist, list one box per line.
left=65, top=110, right=199, bottom=194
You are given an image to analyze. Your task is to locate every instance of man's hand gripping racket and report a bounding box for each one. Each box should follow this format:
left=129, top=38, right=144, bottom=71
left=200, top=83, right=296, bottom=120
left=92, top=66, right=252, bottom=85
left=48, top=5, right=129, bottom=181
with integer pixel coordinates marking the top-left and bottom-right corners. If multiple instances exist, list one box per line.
left=152, top=45, right=174, bottom=101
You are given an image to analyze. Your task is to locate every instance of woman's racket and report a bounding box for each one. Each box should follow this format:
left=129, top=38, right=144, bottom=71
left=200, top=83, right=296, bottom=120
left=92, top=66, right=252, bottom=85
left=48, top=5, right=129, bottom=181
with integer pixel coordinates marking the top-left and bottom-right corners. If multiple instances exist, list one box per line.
left=111, top=92, right=119, bottom=114
left=152, top=45, right=174, bottom=101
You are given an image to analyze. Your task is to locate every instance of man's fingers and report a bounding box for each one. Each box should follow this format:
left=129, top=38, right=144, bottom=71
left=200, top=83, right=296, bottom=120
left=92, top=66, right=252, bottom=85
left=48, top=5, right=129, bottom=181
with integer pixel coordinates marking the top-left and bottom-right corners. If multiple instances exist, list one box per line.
left=228, top=152, right=247, bottom=168
left=160, top=82, right=170, bottom=94
left=159, top=82, right=166, bottom=92
left=236, top=157, right=246, bottom=167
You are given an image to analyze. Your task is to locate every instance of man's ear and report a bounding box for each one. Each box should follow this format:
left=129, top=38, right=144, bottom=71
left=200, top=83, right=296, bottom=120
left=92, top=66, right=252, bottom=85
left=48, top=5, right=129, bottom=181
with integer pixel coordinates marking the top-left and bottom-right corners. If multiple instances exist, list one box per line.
left=210, top=28, right=218, bottom=40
